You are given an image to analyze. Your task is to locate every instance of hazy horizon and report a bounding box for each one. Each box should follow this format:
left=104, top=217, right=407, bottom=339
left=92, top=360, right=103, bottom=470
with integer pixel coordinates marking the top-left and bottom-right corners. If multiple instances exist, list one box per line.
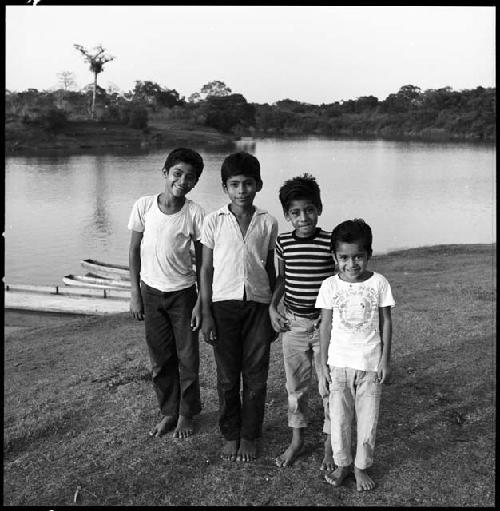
left=6, top=6, right=496, bottom=104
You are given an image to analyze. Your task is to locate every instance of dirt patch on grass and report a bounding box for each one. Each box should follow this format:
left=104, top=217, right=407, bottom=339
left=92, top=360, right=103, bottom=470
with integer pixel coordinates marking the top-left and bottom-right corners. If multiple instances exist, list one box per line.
left=3, top=244, right=495, bottom=506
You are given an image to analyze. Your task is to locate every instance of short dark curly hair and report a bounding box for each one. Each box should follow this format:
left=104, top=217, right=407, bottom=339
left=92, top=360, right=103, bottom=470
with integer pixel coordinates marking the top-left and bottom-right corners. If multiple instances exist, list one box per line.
left=221, top=152, right=262, bottom=188
left=163, top=147, right=204, bottom=180
left=278, top=173, right=322, bottom=214
left=331, top=218, right=373, bottom=256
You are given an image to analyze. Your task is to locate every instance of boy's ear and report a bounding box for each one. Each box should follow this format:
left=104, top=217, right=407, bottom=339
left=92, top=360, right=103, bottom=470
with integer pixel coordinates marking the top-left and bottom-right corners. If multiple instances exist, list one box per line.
left=256, top=181, right=263, bottom=192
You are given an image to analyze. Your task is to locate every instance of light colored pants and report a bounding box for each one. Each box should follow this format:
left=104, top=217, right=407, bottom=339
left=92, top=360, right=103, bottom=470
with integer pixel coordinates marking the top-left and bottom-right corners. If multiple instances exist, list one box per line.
left=282, top=311, right=330, bottom=433
left=329, top=366, right=382, bottom=469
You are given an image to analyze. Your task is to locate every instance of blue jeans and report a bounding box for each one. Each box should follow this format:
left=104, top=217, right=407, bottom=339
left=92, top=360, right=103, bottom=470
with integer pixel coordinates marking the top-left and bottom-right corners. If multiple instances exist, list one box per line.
left=141, top=282, right=201, bottom=418
left=329, top=367, right=382, bottom=469
left=282, top=310, right=330, bottom=433
left=211, top=300, right=275, bottom=441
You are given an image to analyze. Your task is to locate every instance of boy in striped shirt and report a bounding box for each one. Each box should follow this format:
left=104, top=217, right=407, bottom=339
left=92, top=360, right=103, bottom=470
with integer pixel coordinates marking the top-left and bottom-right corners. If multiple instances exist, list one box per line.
left=269, top=174, right=336, bottom=469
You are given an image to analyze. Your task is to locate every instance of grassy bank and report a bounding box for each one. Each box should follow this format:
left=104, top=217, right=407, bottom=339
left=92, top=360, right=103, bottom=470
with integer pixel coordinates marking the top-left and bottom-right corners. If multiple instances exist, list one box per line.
left=4, top=119, right=234, bottom=156
left=3, top=244, right=496, bottom=506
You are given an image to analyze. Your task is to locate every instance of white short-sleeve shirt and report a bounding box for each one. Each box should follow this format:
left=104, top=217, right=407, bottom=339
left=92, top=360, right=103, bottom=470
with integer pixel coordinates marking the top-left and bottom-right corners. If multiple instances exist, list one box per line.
left=200, top=204, right=278, bottom=304
left=128, top=194, right=205, bottom=292
left=315, top=272, right=395, bottom=371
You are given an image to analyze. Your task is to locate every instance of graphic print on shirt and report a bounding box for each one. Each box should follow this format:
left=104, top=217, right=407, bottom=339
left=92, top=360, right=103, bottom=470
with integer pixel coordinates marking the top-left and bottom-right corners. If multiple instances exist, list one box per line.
left=333, top=285, right=378, bottom=334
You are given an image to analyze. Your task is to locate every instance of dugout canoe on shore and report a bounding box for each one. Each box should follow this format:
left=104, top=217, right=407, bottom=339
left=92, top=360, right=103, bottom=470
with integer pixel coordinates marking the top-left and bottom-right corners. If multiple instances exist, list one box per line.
left=80, top=259, right=130, bottom=280
left=4, top=283, right=129, bottom=315
left=63, top=274, right=131, bottom=289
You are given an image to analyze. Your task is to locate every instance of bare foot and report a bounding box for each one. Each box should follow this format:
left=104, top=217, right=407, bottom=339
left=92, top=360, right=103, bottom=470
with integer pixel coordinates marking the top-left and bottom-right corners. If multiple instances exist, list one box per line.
left=354, top=467, right=376, bottom=491
left=320, top=435, right=335, bottom=471
left=237, top=437, right=257, bottom=462
left=275, top=439, right=304, bottom=467
left=221, top=439, right=239, bottom=461
left=149, top=415, right=177, bottom=437
left=173, top=415, right=194, bottom=439
left=325, top=465, right=351, bottom=487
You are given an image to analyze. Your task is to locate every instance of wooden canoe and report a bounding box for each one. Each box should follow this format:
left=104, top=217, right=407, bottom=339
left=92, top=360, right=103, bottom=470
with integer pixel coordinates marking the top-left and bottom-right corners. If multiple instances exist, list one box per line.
left=63, top=274, right=131, bottom=289
left=80, top=259, right=130, bottom=280
left=5, top=283, right=130, bottom=315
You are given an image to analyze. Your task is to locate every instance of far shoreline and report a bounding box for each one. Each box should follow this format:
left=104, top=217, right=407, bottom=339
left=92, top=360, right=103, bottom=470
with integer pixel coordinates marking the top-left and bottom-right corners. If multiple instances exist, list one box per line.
left=5, top=121, right=495, bottom=158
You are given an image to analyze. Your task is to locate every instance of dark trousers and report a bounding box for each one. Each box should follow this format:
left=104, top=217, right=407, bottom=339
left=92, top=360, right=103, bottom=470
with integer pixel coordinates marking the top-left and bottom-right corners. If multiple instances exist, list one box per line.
left=212, top=300, right=274, bottom=441
left=141, top=282, right=201, bottom=418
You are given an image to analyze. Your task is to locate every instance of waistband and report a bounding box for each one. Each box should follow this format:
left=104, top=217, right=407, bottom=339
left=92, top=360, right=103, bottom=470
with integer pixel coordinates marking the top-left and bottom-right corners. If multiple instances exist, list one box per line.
left=141, top=281, right=196, bottom=295
left=285, top=309, right=320, bottom=320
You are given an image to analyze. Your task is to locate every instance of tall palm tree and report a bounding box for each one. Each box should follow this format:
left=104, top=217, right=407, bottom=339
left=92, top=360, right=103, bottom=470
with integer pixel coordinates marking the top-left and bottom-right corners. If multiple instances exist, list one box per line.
left=74, top=44, right=115, bottom=120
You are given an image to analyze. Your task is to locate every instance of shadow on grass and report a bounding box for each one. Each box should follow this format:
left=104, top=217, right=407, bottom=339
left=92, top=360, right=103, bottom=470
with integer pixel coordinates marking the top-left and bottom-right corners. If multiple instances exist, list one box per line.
left=4, top=406, right=93, bottom=461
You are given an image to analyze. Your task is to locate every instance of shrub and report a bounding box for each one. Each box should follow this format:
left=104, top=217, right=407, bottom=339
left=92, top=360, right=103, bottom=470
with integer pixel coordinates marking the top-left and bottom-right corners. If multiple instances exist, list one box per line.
left=127, top=105, right=149, bottom=129
left=42, top=108, right=67, bottom=132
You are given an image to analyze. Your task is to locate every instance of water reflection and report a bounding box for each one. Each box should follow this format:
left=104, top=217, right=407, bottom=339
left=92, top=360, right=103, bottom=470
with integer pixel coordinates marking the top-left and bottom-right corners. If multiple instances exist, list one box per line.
left=90, top=157, right=111, bottom=239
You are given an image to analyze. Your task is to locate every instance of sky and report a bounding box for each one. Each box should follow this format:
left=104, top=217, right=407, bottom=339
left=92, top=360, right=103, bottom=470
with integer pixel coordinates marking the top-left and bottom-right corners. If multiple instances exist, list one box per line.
left=5, top=5, right=496, bottom=105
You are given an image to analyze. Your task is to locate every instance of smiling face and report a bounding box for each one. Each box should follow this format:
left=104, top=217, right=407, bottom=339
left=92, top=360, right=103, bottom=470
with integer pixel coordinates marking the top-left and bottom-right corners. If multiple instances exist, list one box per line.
left=285, top=199, right=321, bottom=238
left=164, top=162, right=198, bottom=198
left=333, top=241, right=371, bottom=283
left=223, top=174, right=260, bottom=208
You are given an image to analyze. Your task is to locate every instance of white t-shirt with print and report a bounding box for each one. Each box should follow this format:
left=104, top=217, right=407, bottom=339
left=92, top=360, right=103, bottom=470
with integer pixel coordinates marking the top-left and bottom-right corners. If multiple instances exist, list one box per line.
left=128, top=194, right=205, bottom=293
left=315, top=272, right=395, bottom=371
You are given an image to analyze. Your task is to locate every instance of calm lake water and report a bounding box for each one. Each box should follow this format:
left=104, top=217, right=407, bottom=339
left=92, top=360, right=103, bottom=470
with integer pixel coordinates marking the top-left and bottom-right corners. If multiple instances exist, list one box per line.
left=5, top=137, right=496, bottom=286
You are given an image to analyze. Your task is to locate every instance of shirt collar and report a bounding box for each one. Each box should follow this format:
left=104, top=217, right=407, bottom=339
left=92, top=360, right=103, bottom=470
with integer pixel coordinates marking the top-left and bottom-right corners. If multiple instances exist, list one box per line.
left=219, top=204, right=267, bottom=215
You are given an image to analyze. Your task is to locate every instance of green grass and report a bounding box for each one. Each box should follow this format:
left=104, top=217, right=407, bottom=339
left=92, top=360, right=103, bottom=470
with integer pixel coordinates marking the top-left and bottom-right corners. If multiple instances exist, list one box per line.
left=3, top=244, right=496, bottom=506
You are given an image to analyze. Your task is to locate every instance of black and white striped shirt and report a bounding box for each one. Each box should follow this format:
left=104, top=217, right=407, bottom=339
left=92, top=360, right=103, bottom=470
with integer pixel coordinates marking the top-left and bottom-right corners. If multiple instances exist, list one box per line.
left=276, top=228, right=335, bottom=317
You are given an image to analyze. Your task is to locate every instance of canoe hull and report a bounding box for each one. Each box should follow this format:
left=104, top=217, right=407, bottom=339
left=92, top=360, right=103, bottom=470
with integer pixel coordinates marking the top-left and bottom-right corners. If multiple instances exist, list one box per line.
left=80, top=259, right=130, bottom=280
left=5, top=283, right=130, bottom=315
left=63, top=274, right=131, bottom=289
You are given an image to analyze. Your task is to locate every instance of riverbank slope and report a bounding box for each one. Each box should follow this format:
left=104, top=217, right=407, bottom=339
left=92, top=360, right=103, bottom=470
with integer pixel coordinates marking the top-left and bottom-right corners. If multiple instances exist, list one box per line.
left=3, top=244, right=496, bottom=506
left=4, top=118, right=235, bottom=155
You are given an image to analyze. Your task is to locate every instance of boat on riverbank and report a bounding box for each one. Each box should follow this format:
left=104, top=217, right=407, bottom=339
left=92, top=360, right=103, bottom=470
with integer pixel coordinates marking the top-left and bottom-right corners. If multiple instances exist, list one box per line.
left=4, top=283, right=129, bottom=315
left=80, top=259, right=130, bottom=280
left=63, top=274, right=131, bottom=289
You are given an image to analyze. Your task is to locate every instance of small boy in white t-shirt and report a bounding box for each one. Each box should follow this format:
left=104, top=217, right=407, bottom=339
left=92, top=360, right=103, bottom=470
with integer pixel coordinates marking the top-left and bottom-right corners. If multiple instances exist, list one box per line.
left=128, top=148, right=205, bottom=439
left=316, top=218, right=395, bottom=491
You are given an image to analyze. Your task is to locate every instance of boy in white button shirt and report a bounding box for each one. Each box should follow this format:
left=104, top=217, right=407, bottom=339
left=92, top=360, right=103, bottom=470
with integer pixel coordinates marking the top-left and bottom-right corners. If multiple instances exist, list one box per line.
left=316, top=219, right=395, bottom=491
left=128, top=148, right=205, bottom=440
left=200, top=152, right=278, bottom=463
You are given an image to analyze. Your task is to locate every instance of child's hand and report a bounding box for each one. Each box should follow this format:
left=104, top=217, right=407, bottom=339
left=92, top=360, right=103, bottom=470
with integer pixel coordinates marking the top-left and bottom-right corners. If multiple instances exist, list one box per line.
left=129, top=293, right=144, bottom=321
left=269, top=305, right=289, bottom=332
left=377, top=361, right=392, bottom=384
left=200, top=314, right=217, bottom=345
left=191, top=299, right=201, bottom=331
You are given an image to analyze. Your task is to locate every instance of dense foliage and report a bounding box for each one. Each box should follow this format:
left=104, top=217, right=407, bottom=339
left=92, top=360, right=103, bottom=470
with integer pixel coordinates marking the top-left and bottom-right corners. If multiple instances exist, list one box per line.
left=5, top=82, right=495, bottom=141
left=254, top=85, right=495, bottom=141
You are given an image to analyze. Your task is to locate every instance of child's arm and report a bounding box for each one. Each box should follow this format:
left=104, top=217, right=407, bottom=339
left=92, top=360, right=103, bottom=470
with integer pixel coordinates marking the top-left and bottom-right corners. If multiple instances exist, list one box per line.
left=319, top=308, right=333, bottom=393
left=269, top=259, right=288, bottom=332
left=200, top=244, right=217, bottom=344
left=190, top=240, right=203, bottom=331
left=377, top=306, right=393, bottom=383
left=129, top=230, right=144, bottom=321
left=265, top=249, right=277, bottom=293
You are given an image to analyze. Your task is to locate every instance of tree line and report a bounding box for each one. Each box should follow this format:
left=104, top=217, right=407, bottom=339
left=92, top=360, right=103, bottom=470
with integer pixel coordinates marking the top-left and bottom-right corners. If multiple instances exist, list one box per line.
left=5, top=81, right=495, bottom=142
